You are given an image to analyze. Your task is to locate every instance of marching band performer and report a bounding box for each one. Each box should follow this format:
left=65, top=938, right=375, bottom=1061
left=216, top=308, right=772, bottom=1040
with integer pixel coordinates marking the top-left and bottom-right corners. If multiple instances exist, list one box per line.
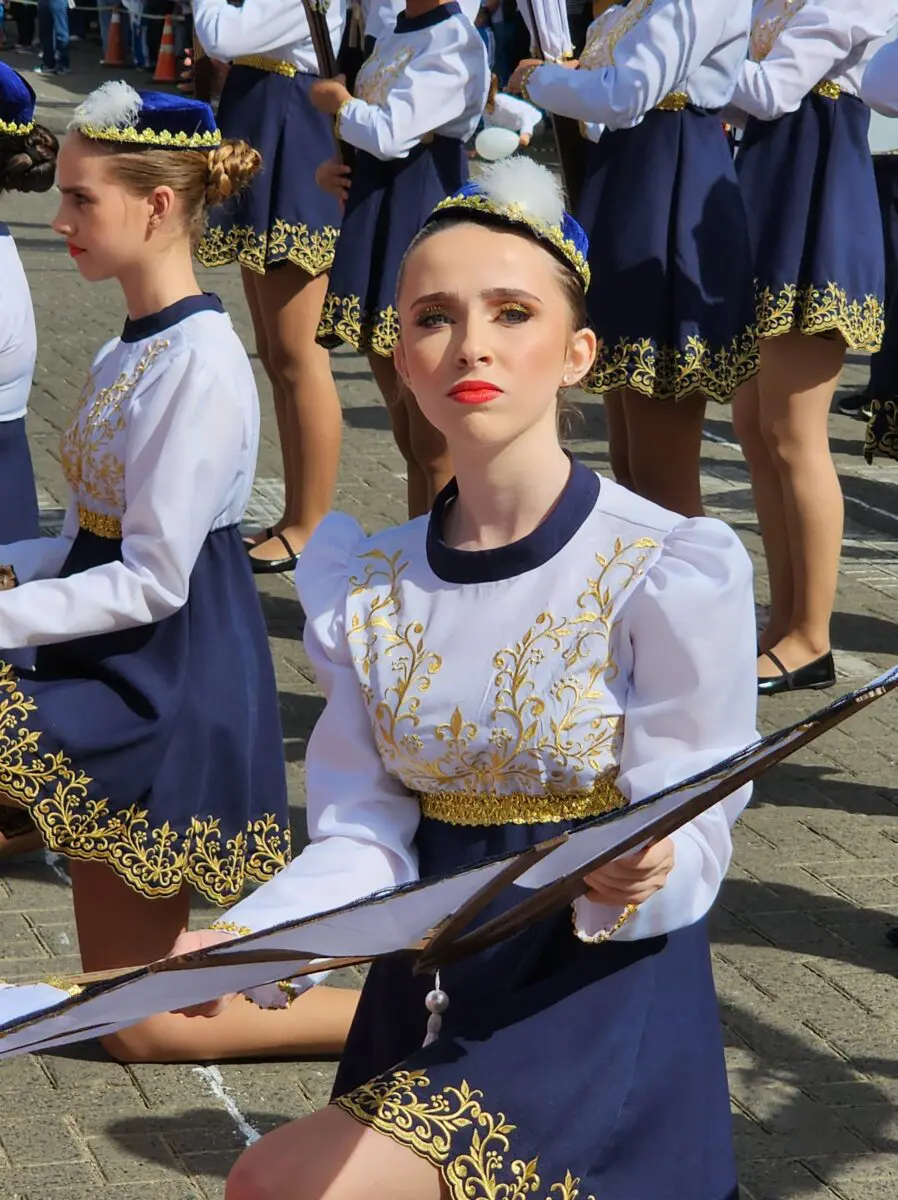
left=509, top=0, right=758, bottom=519
left=310, top=0, right=489, bottom=517
left=729, top=0, right=898, bottom=694
left=193, top=0, right=346, bottom=574
left=0, top=83, right=356, bottom=1062
left=175, top=158, right=756, bottom=1200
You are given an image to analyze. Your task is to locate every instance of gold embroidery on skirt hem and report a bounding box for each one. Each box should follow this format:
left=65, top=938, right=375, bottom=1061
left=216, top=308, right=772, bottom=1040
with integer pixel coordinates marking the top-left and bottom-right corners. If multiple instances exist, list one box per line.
left=582, top=326, right=760, bottom=403
left=0, top=663, right=291, bottom=905
left=864, top=398, right=898, bottom=464
left=335, top=1069, right=596, bottom=1200
left=317, top=292, right=401, bottom=357
left=755, top=282, right=884, bottom=352
left=195, top=219, right=338, bottom=278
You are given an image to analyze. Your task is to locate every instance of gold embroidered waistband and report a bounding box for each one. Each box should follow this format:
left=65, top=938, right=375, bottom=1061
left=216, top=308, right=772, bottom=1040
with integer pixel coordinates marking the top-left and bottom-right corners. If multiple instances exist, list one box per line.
left=234, top=55, right=297, bottom=78
left=655, top=91, right=688, bottom=111
left=79, top=506, right=122, bottom=539
left=812, top=80, right=841, bottom=100
left=418, top=775, right=626, bottom=827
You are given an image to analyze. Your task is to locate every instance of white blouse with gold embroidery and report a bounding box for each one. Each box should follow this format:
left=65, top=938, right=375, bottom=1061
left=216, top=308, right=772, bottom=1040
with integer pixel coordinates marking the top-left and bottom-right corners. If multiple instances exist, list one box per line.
left=194, top=0, right=344, bottom=75
left=733, top=0, right=898, bottom=120
left=526, top=0, right=752, bottom=139
left=0, top=298, right=259, bottom=647
left=226, top=471, right=758, bottom=1006
left=335, top=1, right=489, bottom=160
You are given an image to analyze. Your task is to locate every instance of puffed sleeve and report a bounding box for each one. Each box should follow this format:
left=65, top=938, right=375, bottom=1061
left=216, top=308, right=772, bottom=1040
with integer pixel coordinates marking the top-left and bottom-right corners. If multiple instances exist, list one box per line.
left=572, top=517, right=758, bottom=942
left=219, top=515, right=421, bottom=1004
left=526, top=0, right=727, bottom=125
left=0, top=344, right=247, bottom=647
left=487, top=92, right=544, bottom=135
left=336, top=23, right=489, bottom=158
left=734, top=1, right=896, bottom=120
left=193, top=0, right=308, bottom=60
left=862, top=36, right=898, bottom=115
left=517, top=0, right=574, bottom=61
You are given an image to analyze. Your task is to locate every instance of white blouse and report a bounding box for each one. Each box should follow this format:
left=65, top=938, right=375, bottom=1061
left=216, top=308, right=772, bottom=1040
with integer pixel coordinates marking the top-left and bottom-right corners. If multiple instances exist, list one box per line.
left=0, top=227, right=36, bottom=424
left=193, top=0, right=344, bottom=75
left=362, top=0, right=481, bottom=44
left=0, top=297, right=259, bottom=648
left=336, top=1, right=490, bottom=159
left=733, top=0, right=898, bottom=120
left=526, top=0, right=752, bottom=137
left=862, top=34, right=898, bottom=114
left=224, top=466, right=758, bottom=1006
left=486, top=91, right=544, bottom=137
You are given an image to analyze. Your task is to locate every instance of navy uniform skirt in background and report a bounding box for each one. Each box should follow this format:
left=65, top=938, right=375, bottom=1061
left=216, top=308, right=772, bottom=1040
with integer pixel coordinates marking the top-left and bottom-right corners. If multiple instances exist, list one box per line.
left=316, top=136, right=468, bottom=357
left=577, top=104, right=758, bottom=403
left=0, top=418, right=39, bottom=545
left=0, top=523, right=291, bottom=903
left=196, top=61, right=341, bottom=278
left=865, top=293, right=898, bottom=462
left=332, top=810, right=739, bottom=1200
left=736, top=89, right=885, bottom=352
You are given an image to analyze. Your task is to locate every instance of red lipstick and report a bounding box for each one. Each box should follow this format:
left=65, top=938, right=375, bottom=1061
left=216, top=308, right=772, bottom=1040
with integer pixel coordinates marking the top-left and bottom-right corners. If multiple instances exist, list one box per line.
left=68, top=244, right=85, bottom=257
left=448, top=381, right=503, bottom=406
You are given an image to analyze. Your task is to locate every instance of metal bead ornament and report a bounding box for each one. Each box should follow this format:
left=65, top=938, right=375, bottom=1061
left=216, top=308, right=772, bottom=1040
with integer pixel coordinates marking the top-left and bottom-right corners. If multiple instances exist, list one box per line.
left=422, top=972, right=449, bottom=1047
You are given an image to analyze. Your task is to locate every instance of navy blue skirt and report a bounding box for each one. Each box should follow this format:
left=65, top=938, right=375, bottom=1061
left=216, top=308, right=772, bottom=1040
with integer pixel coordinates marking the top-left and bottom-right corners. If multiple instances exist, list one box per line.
left=196, top=65, right=341, bottom=278
left=0, top=418, right=39, bottom=544
left=737, top=92, right=885, bottom=351
left=317, top=137, right=468, bottom=356
left=0, top=524, right=291, bottom=903
left=332, top=814, right=738, bottom=1200
left=577, top=106, right=758, bottom=403
left=869, top=157, right=898, bottom=399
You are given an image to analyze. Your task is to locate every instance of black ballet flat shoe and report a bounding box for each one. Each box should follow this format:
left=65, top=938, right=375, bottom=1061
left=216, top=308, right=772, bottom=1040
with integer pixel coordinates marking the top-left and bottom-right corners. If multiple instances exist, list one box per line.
left=757, top=650, right=836, bottom=697
left=885, top=927, right=898, bottom=948
left=249, top=531, right=300, bottom=576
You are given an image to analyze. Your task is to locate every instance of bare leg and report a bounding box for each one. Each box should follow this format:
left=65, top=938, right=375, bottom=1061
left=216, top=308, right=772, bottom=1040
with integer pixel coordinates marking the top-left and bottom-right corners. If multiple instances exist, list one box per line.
left=367, top=352, right=430, bottom=519
left=69, top=859, right=358, bottom=1063
left=602, top=389, right=633, bottom=489
left=247, top=265, right=343, bottom=564
left=753, top=330, right=845, bottom=676
left=621, top=387, right=707, bottom=516
left=226, top=1104, right=449, bottom=1200
left=731, top=373, right=793, bottom=652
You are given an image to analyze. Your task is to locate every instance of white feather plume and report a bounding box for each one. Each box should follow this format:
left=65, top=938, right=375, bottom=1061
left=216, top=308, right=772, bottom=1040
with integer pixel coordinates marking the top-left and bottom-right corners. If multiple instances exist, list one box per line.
left=70, top=81, right=142, bottom=131
left=477, top=157, right=565, bottom=228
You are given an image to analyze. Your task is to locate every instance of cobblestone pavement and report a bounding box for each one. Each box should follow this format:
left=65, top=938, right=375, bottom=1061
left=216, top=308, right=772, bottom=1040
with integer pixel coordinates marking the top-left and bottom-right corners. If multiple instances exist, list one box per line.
left=0, top=45, right=896, bottom=1200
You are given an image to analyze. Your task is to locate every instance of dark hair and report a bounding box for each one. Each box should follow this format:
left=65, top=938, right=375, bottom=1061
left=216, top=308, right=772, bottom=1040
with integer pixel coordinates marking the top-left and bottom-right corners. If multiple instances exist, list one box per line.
left=0, top=124, right=58, bottom=195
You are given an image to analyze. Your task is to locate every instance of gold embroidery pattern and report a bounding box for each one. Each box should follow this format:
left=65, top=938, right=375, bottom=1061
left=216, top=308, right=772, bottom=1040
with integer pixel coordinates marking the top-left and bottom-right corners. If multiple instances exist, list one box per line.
left=195, top=219, right=338, bottom=277
left=347, top=538, right=657, bottom=798
left=655, top=91, right=688, bottom=111
left=864, top=398, right=898, bottom=464
left=812, top=80, right=841, bottom=100
left=317, top=293, right=400, bottom=357
left=233, top=55, right=297, bottom=77
left=355, top=46, right=415, bottom=108
left=78, top=124, right=221, bottom=149
left=584, top=327, right=760, bottom=403
left=750, top=0, right=808, bottom=63
left=756, top=282, right=884, bottom=351
left=336, top=1070, right=596, bottom=1200
left=61, top=341, right=169, bottom=517
left=419, top=774, right=626, bottom=826
left=0, top=663, right=290, bottom=904
left=79, top=507, right=123, bottom=539
left=579, top=0, right=654, bottom=70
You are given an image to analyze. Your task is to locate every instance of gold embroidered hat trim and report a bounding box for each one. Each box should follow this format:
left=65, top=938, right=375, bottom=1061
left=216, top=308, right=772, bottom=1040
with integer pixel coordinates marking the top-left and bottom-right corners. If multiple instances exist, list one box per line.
left=233, top=55, right=297, bottom=78
left=0, top=662, right=291, bottom=905
left=195, top=218, right=338, bottom=278
left=78, top=123, right=222, bottom=149
left=755, top=281, right=884, bottom=352
left=418, top=774, right=626, bottom=827
left=316, top=292, right=400, bottom=357
left=79, top=506, right=122, bottom=539
left=336, top=1070, right=596, bottom=1200
left=0, top=118, right=34, bottom=136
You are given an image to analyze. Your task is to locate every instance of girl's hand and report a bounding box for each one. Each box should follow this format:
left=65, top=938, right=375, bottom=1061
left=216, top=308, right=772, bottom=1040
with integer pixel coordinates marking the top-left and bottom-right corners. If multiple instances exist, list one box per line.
left=310, top=76, right=352, bottom=116
left=582, top=839, right=675, bottom=906
left=168, top=927, right=242, bottom=1018
left=315, top=157, right=352, bottom=204
left=518, top=132, right=532, bottom=147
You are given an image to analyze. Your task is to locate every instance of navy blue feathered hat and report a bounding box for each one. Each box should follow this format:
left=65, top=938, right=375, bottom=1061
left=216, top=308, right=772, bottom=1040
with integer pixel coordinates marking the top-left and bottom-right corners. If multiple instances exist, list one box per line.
left=69, top=82, right=220, bottom=150
left=427, top=157, right=590, bottom=288
left=0, top=63, right=36, bottom=138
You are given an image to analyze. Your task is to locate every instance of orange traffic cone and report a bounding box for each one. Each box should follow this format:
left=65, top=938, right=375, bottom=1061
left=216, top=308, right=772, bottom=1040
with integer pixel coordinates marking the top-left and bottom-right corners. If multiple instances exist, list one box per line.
left=102, top=8, right=126, bottom=68
left=153, top=15, right=177, bottom=83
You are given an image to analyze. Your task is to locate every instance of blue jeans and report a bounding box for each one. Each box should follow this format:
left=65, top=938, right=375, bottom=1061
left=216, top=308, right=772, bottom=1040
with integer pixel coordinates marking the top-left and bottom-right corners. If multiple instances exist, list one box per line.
left=38, top=0, right=69, bottom=70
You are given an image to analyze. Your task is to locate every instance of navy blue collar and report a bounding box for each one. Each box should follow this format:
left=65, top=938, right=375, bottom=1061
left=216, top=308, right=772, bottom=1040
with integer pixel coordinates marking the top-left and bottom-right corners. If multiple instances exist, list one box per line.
left=427, top=455, right=600, bottom=584
left=395, top=1, right=461, bottom=34
left=121, top=293, right=224, bottom=343
left=0, top=224, right=9, bottom=239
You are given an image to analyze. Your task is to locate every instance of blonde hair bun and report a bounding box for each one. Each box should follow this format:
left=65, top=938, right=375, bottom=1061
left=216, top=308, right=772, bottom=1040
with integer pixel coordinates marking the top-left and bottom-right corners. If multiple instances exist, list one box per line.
left=205, top=139, right=262, bottom=207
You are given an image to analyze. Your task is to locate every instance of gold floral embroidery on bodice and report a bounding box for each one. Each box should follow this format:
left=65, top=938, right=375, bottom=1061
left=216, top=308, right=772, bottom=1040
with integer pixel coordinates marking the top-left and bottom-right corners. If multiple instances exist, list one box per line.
left=579, top=0, right=655, bottom=71
left=346, top=537, right=657, bottom=797
left=750, top=0, right=808, bottom=62
left=60, top=340, right=168, bottom=517
left=355, top=45, right=415, bottom=107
